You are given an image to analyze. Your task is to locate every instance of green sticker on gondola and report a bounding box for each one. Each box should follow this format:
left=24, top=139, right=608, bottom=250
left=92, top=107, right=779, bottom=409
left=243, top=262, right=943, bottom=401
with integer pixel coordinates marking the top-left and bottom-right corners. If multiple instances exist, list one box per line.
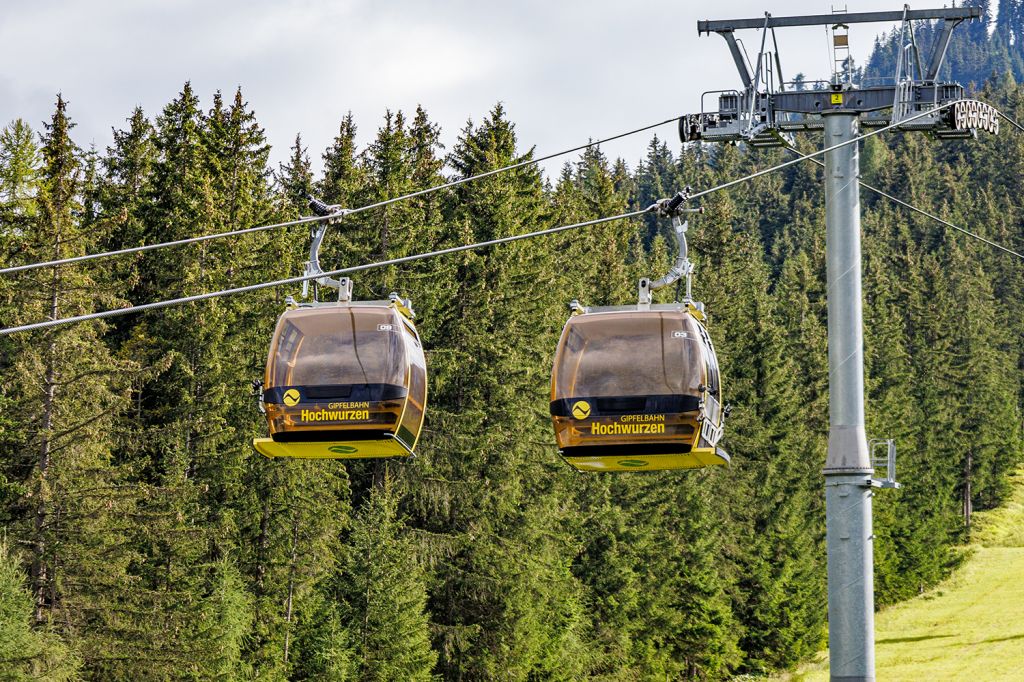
left=328, top=445, right=359, bottom=455
left=618, top=459, right=648, bottom=468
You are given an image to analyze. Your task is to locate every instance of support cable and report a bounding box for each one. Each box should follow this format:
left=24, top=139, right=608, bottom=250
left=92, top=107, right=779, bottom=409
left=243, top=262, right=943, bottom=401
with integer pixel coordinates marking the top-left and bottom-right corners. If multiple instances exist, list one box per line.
left=0, top=99, right=996, bottom=336
left=997, top=110, right=1024, bottom=135
left=0, top=116, right=680, bottom=276
left=785, top=148, right=1024, bottom=262
left=0, top=207, right=654, bottom=336
left=859, top=179, right=1022, bottom=260
left=0, top=215, right=330, bottom=276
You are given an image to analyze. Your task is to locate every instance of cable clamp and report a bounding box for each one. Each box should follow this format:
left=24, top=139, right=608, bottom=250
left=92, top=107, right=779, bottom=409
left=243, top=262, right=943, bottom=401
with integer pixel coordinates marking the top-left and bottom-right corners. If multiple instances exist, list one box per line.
left=308, top=195, right=351, bottom=223
left=656, top=187, right=704, bottom=218
left=314, top=206, right=350, bottom=228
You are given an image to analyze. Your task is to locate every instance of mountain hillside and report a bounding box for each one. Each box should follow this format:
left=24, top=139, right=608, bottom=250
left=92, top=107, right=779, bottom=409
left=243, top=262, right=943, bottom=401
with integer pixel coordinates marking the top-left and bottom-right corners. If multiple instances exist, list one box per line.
left=778, top=470, right=1024, bottom=681
left=0, top=18, right=1023, bottom=679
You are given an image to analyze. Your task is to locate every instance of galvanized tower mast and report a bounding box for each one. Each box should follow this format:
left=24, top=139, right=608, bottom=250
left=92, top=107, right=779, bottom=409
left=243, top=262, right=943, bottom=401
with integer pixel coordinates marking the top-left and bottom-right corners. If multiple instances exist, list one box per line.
left=682, top=7, right=996, bottom=681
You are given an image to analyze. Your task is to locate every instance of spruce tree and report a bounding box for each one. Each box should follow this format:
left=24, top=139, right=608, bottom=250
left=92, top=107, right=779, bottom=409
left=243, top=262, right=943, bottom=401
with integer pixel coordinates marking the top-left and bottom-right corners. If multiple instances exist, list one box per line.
left=634, top=136, right=678, bottom=245
left=0, top=95, right=154, bottom=676
left=337, top=473, right=436, bottom=680
left=0, top=542, right=78, bottom=681
left=407, top=104, right=589, bottom=679
left=238, top=457, right=351, bottom=676
left=105, top=84, right=255, bottom=677
left=276, top=133, right=314, bottom=217
left=0, top=119, right=40, bottom=216
left=319, top=112, right=365, bottom=207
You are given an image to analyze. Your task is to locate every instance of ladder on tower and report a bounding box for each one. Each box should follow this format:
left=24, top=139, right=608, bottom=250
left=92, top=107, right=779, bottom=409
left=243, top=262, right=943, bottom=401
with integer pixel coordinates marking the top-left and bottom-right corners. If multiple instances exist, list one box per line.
left=832, top=7, right=851, bottom=86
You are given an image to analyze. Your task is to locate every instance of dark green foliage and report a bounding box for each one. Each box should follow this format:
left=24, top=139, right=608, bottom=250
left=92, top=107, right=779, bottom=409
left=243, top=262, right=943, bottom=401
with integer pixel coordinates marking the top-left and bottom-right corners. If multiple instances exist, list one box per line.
left=409, top=104, right=592, bottom=680
left=336, top=472, right=436, bottom=680
left=0, top=66, right=1022, bottom=681
left=319, top=112, right=365, bottom=208
left=0, top=98, right=146, bottom=677
left=0, top=119, right=41, bottom=217
left=276, top=134, right=314, bottom=218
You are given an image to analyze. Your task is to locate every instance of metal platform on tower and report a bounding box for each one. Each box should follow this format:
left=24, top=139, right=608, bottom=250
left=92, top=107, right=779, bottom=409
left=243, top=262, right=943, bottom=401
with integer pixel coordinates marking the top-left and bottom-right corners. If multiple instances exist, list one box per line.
left=680, top=6, right=999, bottom=147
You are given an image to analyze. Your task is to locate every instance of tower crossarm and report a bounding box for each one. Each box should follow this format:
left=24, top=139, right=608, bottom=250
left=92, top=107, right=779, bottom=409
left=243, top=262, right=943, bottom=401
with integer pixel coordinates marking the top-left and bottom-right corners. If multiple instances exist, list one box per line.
left=683, top=7, right=989, bottom=147
left=698, top=7, right=979, bottom=34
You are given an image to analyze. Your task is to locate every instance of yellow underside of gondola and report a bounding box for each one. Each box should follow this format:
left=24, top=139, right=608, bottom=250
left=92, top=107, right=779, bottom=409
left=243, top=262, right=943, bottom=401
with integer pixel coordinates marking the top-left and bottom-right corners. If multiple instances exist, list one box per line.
left=562, top=447, right=730, bottom=472
left=252, top=437, right=412, bottom=459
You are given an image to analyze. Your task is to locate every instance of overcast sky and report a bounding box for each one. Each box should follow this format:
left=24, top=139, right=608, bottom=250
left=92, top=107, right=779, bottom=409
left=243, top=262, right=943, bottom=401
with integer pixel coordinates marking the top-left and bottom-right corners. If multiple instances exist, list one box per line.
left=0, top=1, right=945, bottom=180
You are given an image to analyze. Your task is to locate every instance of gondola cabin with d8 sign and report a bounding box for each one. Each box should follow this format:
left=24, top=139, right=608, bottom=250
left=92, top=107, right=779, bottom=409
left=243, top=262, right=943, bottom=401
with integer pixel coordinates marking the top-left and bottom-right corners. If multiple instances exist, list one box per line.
left=253, top=295, right=427, bottom=459
left=549, top=190, right=728, bottom=472
left=252, top=197, right=427, bottom=460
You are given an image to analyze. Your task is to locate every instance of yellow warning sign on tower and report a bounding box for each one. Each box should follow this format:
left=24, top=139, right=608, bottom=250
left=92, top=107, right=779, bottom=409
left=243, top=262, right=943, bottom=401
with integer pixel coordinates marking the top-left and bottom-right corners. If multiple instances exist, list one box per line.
left=283, top=389, right=301, bottom=406
left=571, top=401, right=591, bottom=420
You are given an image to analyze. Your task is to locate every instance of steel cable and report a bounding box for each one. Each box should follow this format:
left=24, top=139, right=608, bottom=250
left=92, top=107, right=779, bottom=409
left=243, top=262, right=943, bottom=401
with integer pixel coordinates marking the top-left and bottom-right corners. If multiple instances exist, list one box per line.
left=6, top=98, right=1016, bottom=336
left=0, top=116, right=680, bottom=276
left=0, top=208, right=654, bottom=335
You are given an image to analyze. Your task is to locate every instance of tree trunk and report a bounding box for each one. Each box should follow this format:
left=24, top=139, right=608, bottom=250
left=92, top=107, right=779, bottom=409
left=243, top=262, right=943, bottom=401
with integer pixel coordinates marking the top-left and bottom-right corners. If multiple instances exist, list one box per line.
left=964, top=448, right=973, bottom=537
left=33, top=261, right=60, bottom=622
left=256, top=501, right=270, bottom=593
left=282, top=513, right=299, bottom=664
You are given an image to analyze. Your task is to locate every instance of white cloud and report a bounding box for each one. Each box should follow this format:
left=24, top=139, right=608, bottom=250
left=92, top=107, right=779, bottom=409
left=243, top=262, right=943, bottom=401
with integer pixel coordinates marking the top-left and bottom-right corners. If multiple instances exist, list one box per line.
left=0, top=0, right=934, bottom=178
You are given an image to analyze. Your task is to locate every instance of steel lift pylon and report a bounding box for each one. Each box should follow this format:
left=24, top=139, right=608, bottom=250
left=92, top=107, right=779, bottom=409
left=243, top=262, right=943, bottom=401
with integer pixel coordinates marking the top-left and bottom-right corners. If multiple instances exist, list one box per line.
left=680, top=7, right=996, bottom=681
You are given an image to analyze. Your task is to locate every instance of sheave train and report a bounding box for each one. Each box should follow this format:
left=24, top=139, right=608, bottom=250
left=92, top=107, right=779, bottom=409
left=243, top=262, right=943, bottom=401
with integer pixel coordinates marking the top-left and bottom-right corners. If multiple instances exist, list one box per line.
left=253, top=194, right=728, bottom=472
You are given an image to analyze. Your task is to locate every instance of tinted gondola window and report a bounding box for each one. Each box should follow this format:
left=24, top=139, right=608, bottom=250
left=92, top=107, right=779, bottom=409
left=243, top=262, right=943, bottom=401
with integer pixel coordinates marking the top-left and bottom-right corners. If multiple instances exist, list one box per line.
left=554, top=312, right=703, bottom=399
left=270, top=308, right=407, bottom=388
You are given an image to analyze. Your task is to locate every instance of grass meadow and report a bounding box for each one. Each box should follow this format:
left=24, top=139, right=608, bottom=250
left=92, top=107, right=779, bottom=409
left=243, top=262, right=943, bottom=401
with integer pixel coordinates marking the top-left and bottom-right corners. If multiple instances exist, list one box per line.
left=769, top=470, right=1024, bottom=681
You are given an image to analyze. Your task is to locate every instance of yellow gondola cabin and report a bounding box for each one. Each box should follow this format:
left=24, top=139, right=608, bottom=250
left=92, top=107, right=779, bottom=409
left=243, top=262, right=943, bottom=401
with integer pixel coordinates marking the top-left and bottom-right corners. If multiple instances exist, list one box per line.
left=550, top=301, right=728, bottom=472
left=549, top=190, right=728, bottom=472
left=253, top=295, right=427, bottom=460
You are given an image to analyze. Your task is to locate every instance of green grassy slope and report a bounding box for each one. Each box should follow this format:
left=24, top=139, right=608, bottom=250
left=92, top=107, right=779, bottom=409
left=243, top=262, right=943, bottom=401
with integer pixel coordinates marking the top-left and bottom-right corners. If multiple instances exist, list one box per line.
left=773, top=471, right=1024, bottom=681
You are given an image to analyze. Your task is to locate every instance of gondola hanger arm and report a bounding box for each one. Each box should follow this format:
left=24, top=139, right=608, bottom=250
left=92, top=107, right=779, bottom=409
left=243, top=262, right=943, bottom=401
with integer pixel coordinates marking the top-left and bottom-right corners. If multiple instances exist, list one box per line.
left=305, top=196, right=352, bottom=300
left=641, top=188, right=704, bottom=306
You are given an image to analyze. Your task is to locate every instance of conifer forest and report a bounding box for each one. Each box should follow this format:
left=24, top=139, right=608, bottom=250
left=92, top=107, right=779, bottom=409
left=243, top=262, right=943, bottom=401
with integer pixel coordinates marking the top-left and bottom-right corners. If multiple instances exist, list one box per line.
left=1, top=3, right=1023, bottom=680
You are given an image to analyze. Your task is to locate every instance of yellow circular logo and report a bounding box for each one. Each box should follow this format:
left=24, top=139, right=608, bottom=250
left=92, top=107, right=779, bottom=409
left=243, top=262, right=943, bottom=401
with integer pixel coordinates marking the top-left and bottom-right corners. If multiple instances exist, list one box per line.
left=571, top=400, right=592, bottom=420
left=283, top=389, right=301, bottom=406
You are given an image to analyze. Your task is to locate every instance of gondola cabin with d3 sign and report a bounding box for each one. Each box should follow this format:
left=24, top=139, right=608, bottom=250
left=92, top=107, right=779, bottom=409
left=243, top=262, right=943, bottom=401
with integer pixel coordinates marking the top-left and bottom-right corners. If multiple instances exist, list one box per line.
left=252, top=296, right=427, bottom=459
left=550, top=302, right=728, bottom=471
